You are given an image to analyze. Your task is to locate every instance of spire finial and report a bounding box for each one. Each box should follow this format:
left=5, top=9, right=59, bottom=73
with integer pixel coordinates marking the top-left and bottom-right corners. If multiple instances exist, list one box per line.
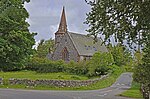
left=57, top=6, right=67, bottom=34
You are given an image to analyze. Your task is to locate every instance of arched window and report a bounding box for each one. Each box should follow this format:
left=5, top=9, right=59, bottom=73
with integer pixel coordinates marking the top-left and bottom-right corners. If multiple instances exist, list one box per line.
left=62, top=47, right=69, bottom=61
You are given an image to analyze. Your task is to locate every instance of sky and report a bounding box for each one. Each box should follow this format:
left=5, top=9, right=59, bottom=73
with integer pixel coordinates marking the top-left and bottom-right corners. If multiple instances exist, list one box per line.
left=24, top=0, right=91, bottom=42
left=24, top=0, right=140, bottom=52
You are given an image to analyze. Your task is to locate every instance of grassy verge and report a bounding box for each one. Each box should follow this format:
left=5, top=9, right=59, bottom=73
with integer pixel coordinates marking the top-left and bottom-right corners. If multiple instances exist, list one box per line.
left=0, top=71, right=88, bottom=81
left=119, top=82, right=143, bottom=98
left=0, top=67, right=123, bottom=90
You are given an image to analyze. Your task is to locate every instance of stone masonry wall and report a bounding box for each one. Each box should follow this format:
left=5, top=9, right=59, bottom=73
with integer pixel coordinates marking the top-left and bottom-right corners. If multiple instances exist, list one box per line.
left=9, top=74, right=109, bottom=87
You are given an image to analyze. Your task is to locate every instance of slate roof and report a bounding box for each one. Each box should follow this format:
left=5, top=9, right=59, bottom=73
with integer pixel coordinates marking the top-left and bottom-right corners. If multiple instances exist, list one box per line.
left=68, top=32, right=108, bottom=56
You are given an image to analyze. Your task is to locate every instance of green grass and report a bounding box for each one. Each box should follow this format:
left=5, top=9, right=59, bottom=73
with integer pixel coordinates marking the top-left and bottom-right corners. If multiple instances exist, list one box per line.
left=119, top=82, right=143, bottom=98
left=0, top=72, right=120, bottom=90
left=0, top=71, right=88, bottom=81
left=0, top=68, right=123, bottom=90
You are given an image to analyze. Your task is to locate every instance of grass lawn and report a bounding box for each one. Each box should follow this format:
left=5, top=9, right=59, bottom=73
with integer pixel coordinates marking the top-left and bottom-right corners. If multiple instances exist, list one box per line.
left=0, top=71, right=88, bottom=81
left=119, top=82, right=143, bottom=99
left=0, top=68, right=123, bottom=90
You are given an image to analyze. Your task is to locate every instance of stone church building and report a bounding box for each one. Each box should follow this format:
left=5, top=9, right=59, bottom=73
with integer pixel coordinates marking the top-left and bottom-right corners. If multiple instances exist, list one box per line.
left=50, top=7, right=108, bottom=62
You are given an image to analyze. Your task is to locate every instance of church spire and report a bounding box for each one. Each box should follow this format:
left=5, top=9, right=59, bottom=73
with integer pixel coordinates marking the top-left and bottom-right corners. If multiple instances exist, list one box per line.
left=56, top=6, right=67, bottom=34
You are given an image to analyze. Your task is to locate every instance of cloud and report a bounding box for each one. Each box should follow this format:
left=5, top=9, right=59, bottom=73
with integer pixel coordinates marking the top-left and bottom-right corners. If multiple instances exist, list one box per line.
left=24, top=0, right=91, bottom=41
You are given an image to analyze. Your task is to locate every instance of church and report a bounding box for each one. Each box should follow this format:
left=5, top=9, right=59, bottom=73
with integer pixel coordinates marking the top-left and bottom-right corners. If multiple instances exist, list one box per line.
left=50, top=7, right=108, bottom=62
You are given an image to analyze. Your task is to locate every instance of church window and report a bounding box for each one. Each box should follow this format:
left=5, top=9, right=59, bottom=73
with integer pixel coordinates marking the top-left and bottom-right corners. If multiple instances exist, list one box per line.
left=65, top=39, right=67, bottom=42
left=85, top=45, right=88, bottom=50
left=88, top=46, right=92, bottom=50
left=93, top=46, right=97, bottom=51
left=62, top=47, right=69, bottom=61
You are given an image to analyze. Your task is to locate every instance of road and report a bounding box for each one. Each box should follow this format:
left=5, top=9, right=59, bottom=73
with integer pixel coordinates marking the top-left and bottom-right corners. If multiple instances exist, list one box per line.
left=0, top=72, right=133, bottom=99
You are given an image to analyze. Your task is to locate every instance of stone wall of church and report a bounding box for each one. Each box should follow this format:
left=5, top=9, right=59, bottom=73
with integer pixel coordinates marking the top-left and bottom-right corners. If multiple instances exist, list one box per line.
left=79, top=56, right=92, bottom=61
left=52, top=32, right=79, bottom=62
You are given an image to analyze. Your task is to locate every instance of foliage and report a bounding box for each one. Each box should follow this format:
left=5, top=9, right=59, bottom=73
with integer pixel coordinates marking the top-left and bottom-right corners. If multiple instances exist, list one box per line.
left=0, top=71, right=88, bottom=81
left=108, top=44, right=133, bottom=66
left=26, top=57, right=65, bottom=73
left=133, top=41, right=150, bottom=88
left=65, top=60, right=88, bottom=75
left=134, top=50, right=143, bottom=65
left=85, top=1, right=150, bottom=98
left=26, top=54, right=115, bottom=77
left=120, top=82, right=143, bottom=98
left=109, top=64, right=121, bottom=73
left=0, top=66, right=123, bottom=90
left=85, top=0, right=150, bottom=47
left=26, top=57, right=88, bottom=75
left=87, top=52, right=114, bottom=77
left=133, top=37, right=150, bottom=98
left=36, top=39, right=54, bottom=58
left=133, top=24, right=150, bottom=98
left=0, top=0, right=36, bottom=71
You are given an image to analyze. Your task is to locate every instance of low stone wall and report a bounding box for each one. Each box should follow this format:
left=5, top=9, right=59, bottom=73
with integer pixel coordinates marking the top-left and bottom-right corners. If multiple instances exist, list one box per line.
left=0, top=78, right=3, bottom=84
left=9, top=74, right=109, bottom=87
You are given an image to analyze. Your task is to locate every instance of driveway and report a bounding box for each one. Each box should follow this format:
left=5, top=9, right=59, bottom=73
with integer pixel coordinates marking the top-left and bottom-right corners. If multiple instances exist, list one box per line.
left=0, top=72, right=133, bottom=99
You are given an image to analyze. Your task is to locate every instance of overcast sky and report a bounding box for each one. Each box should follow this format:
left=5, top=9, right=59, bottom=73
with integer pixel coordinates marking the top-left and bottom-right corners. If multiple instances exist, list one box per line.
left=24, top=0, right=91, bottom=42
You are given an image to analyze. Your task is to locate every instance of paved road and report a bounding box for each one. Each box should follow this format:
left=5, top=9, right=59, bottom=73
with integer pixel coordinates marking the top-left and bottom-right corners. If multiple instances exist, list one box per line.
left=0, top=72, right=133, bottom=99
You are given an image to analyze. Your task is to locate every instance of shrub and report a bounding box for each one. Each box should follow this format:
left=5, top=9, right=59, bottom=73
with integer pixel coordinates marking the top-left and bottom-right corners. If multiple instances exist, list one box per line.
left=87, top=52, right=114, bottom=77
left=64, top=60, right=88, bottom=75
left=109, top=64, right=124, bottom=76
left=108, top=44, right=133, bottom=66
left=26, top=52, right=115, bottom=77
left=26, top=57, right=88, bottom=75
left=26, top=57, right=65, bottom=73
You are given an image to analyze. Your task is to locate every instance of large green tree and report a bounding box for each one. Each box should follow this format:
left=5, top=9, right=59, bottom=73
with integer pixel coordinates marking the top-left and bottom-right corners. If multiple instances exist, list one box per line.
left=0, top=0, right=35, bottom=71
left=134, top=41, right=150, bottom=86
left=85, top=0, right=150, bottom=92
left=85, top=0, right=150, bottom=46
left=108, top=44, right=133, bottom=66
left=36, top=39, right=54, bottom=58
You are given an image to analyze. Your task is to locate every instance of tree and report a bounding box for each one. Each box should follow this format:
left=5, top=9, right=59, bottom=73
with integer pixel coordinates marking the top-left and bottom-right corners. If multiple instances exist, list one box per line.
left=36, top=39, right=54, bottom=58
left=85, top=0, right=150, bottom=95
left=133, top=40, right=150, bottom=86
left=0, top=0, right=36, bottom=71
left=85, top=0, right=150, bottom=47
left=108, top=44, right=133, bottom=66
left=134, top=50, right=143, bottom=66
left=87, top=52, right=114, bottom=76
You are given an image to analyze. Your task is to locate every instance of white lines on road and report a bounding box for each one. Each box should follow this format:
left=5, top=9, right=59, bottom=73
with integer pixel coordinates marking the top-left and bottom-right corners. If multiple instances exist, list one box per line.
left=97, top=89, right=112, bottom=97
left=100, top=89, right=112, bottom=93
left=73, top=96, right=82, bottom=99
left=98, top=93, right=107, bottom=97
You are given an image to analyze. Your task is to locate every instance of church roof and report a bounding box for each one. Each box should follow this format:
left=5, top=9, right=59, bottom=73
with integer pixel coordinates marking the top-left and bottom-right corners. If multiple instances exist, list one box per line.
left=68, top=32, right=108, bottom=56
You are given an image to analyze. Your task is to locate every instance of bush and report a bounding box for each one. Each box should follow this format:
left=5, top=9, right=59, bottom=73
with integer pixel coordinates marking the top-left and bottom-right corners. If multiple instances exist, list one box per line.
left=109, top=64, right=120, bottom=73
left=26, top=52, right=115, bottom=77
left=0, top=63, right=22, bottom=72
left=87, top=52, right=114, bottom=77
left=64, top=60, right=88, bottom=75
left=26, top=57, right=88, bottom=75
left=26, top=57, right=65, bottom=73
left=108, top=44, right=133, bottom=66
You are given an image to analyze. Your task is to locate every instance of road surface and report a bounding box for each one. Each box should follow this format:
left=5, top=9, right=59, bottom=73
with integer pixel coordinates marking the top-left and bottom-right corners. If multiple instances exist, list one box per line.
left=0, top=72, right=133, bottom=99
